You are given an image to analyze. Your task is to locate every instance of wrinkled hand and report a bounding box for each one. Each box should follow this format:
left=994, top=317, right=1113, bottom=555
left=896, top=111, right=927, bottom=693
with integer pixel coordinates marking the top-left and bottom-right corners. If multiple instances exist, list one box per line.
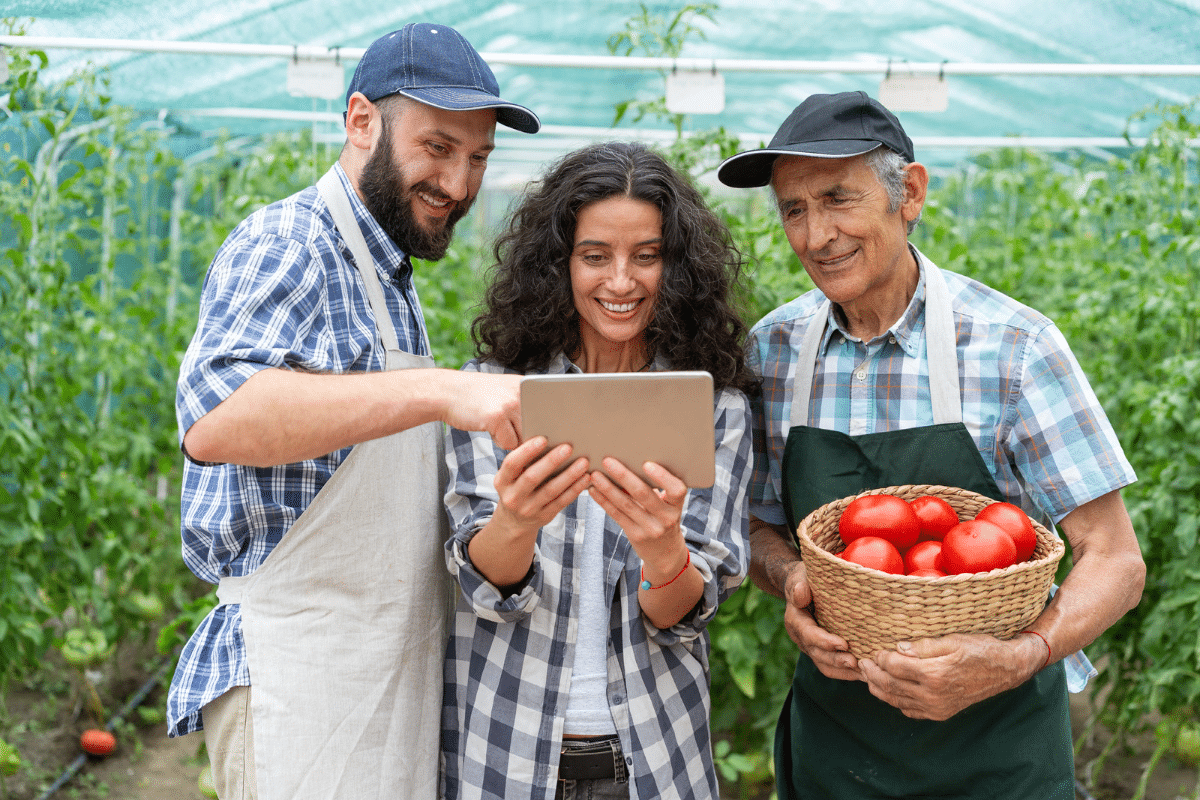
left=443, top=372, right=523, bottom=451
left=859, top=632, right=1040, bottom=720
left=779, top=563, right=861, bottom=682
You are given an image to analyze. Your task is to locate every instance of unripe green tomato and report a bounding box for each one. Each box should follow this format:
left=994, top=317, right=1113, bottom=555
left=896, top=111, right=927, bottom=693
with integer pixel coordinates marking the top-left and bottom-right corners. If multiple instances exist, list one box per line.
left=1176, top=722, right=1200, bottom=766
left=61, top=628, right=110, bottom=668
left=127, top=591, right=165, bottom=620
left=0, top=738, right=20, bottom=776
left=198, top=763, right=218, bottom=798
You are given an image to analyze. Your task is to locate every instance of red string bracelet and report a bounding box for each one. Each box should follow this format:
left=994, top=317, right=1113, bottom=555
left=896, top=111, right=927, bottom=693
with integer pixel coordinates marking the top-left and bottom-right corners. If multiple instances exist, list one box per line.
left=640, top=551, right=691, bottom=591
left=1021, top=630, right=1052, bottom=669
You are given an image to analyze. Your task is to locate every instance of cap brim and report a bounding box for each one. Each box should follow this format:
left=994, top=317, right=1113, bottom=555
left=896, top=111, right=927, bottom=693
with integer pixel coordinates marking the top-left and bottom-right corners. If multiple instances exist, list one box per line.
left=717, top=140, right=883, bottom=188
left=397, top=88, right=541, bottom=133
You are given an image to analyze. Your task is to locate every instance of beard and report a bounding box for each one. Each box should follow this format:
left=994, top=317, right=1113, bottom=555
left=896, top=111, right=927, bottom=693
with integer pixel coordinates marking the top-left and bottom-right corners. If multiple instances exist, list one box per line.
left=358, top=121, right=474, bottom=261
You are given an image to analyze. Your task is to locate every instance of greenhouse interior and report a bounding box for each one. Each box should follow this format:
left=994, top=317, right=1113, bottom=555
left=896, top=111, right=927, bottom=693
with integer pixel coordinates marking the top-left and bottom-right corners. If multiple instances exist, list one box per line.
left=2, top=1, right=1200, bottom=799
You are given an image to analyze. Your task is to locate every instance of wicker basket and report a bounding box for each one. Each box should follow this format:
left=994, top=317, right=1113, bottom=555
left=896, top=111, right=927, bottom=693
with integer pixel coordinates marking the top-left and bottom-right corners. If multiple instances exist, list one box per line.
left=795, top=484, right=1064, bottom=659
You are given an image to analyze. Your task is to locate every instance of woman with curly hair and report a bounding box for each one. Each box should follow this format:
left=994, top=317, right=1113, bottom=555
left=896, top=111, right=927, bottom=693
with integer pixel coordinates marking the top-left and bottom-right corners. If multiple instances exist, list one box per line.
left=440, top=141, right=755, bottom=800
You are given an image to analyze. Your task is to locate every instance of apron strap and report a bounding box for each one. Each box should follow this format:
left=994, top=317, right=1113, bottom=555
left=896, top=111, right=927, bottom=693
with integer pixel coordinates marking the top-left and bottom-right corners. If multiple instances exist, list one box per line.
left=787, top=255, right=962, bottom=432
left=217, top=575, right=250, bottom=606
left=316, top=167, right=433, bottom=357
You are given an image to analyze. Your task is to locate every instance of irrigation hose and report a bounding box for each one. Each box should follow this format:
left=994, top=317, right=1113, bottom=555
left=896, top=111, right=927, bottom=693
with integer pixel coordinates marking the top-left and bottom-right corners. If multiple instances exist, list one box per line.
left=36, top=649, right=179, bottom=800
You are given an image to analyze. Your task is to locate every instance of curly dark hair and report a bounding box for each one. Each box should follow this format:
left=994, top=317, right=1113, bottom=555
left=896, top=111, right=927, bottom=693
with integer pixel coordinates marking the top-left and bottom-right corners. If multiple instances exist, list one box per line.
left=472, top=141, right=757, bottom=395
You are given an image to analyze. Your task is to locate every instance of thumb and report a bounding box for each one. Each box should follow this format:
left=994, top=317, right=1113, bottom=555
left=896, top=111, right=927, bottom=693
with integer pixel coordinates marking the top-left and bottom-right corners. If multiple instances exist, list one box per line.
left=895, top=636, right=956, bottom=659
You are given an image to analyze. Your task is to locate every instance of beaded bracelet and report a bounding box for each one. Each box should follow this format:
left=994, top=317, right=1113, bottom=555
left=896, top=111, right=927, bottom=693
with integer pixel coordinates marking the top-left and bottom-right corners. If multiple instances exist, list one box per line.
left=640, top=551, right=691, bottom=591
left=1021, top=629, right=1052, bottom=670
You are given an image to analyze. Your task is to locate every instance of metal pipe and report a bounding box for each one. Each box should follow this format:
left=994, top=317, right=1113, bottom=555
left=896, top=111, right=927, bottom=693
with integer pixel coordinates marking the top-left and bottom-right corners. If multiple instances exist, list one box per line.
left=3, top=34, right=1200, bottom=77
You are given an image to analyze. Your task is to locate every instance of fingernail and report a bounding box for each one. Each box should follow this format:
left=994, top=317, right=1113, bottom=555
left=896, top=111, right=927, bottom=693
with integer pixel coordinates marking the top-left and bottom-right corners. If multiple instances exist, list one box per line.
left=897, top=641, right=911, bottom=652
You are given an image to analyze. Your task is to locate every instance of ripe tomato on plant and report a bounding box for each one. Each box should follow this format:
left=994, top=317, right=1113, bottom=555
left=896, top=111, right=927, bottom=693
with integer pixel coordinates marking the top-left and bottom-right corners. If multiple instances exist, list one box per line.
left=80, top=729, right=116, bottom=756
left=838, top=494, right=920, bottom=551
left=903, top=540, right=944, bottom=574
left=840, top=536, right=905, bottom=575
left=975, top=501, right=1038, bottom=562
left=941, top=520, right=1018, bottom=574
left=909, top=495, right=960, bottom=541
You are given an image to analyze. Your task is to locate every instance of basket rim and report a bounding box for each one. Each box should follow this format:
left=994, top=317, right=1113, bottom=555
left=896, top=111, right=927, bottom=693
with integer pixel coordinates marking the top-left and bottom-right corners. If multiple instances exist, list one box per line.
left=795, top=484, right=1065, bottom=582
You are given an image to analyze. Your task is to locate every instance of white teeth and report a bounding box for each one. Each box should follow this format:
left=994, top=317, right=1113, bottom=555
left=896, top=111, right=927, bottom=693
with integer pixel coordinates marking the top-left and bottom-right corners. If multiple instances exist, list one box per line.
left=419, top=193, right=450, bottom=208
left=600, top=299, right=638, bottom=313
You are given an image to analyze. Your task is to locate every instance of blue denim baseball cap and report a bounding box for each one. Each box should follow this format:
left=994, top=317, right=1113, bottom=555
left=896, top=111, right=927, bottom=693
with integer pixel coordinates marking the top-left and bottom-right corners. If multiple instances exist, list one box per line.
left=717, top=91, right=914, bottom=188
left=345, top=23, right=540, bottom=134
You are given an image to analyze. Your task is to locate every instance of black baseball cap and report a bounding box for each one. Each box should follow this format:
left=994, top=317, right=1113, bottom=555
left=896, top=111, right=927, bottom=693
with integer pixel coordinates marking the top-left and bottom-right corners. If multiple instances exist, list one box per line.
left=717, top=91, right=914, bottom=188
left=345, top=23, right=540, bottom=134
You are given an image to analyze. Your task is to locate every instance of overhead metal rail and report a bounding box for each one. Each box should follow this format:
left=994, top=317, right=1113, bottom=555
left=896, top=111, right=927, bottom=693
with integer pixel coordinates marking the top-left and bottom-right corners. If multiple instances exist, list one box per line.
left=3, top=34, right=1200, bottom=78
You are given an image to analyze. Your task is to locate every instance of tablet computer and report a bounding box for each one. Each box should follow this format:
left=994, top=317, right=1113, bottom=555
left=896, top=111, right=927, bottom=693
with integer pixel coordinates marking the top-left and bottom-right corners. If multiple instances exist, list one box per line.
left=520, top=371, right=715, bottom=489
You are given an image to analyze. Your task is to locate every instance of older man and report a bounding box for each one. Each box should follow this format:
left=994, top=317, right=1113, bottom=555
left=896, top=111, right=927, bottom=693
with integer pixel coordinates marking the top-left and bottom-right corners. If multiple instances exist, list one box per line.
left=169, top=23, right=539, bottom=800
left=718, top=91, right=1144, bottom=799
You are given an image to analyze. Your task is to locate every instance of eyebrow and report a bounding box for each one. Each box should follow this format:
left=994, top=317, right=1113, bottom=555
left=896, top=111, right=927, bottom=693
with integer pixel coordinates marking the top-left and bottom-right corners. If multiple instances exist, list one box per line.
left=776, top=182, right=851, bottom=214
left=574, top=237, right=663, bottom=248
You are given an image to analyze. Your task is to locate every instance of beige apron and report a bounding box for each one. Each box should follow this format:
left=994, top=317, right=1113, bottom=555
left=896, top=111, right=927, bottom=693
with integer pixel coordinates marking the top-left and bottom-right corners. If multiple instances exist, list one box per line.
left=216, top=167, right=449, bottom=800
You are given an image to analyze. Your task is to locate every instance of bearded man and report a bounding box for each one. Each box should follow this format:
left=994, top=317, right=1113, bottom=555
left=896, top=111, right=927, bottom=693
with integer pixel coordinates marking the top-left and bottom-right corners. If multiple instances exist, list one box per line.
left=168, top=23, right=539, bottom=800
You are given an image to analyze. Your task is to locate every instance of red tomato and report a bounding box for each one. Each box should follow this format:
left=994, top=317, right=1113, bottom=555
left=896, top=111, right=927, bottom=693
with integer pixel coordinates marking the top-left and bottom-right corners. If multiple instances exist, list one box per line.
left=840, top=536, right=905, bottom=575
left=908, top=568, right=947, bottom=578
left=903, top=540, right=944, bottom=574
left=941, top=520, right=1018, bottom=574
left=838, top=494, right=920, bottom=551
left=909, top=495, right=960, bottom=541
left=80, top=728, right=116, bottom=756
left=975, top=502, right=1037, bottom=562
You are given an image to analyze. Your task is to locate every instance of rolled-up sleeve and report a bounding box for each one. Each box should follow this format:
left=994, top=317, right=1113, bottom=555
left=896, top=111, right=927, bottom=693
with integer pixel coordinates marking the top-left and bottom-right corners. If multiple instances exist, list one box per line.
left=643, top=387, right=752, bottom=645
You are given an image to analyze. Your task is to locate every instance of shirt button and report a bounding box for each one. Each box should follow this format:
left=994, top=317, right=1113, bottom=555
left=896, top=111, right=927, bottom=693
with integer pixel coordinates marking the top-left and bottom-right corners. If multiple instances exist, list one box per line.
left=611, top=695, right=624, bottom=705
left=855, top=369, right=866, bottom=381
left=626, top=756, right=633, bottom=765
left=889, top=336, right=897, bottom=344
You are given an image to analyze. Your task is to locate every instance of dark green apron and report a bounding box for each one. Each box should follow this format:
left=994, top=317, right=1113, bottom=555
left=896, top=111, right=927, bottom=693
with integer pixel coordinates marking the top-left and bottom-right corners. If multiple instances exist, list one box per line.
left=773, top=262, right=1073, bottom=800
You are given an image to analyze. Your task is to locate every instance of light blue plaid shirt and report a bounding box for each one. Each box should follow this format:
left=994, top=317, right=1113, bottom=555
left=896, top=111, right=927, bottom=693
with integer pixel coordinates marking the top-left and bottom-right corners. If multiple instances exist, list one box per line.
left=441, top=354, right=751, bottom=800
left=746, top=247, right=1135, bottom=690
left=168, top=164, right=428, bottom=737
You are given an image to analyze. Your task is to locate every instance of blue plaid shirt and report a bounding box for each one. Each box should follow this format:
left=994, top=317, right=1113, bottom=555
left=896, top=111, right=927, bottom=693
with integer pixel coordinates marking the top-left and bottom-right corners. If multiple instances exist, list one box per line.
left=168, top=164, right=429, bottom=737
left=441, top=354, right=751, bottom=800
left=746, top=247, right=1136, bottom=690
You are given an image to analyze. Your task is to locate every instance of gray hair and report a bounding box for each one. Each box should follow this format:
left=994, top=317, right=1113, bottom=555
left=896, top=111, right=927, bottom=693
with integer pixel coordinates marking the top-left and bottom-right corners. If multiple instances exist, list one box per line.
left=866, top=146, right=921, bottom=234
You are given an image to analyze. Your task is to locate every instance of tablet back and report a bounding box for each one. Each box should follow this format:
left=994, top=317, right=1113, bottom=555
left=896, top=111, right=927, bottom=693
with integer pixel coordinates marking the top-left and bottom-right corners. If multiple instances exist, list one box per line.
left=520, top=371, right=715, bottom=489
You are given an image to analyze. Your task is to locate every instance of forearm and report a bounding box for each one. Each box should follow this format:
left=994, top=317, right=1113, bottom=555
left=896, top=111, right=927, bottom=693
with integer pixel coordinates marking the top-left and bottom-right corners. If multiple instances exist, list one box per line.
left=638, top=550, right=705, bottom=630
left=748, top=516, right=800, bottom=600
left=465, top=516, right=539, bottom=589
left=183, top=367, right=461, bottom=466
left=1024, top=490, right=1145, bottom=663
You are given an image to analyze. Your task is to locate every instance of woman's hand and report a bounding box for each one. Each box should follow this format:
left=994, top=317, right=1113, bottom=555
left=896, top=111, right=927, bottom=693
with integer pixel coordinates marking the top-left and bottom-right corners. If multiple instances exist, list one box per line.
left=467, top=436, right=590, bottom=588
left=589, top=458, right=702, bottom=628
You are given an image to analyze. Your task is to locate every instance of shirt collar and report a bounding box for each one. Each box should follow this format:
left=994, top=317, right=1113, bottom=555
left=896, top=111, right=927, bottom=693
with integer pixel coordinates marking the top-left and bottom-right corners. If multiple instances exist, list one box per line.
left=818, top=244, right=927, bottom=358
left=331, top=163, right=413, bottom=284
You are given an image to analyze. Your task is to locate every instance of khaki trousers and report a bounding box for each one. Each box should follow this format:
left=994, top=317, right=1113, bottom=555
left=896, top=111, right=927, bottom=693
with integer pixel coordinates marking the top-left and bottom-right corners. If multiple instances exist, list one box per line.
left=203, top=686, right=258, bottom=800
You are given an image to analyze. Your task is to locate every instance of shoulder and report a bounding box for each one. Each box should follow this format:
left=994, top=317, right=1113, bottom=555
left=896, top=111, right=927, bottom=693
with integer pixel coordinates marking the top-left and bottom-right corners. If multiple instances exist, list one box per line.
left=932, top=263, right=1054, bottom=339
left=747, top=289, right=825, bottom=340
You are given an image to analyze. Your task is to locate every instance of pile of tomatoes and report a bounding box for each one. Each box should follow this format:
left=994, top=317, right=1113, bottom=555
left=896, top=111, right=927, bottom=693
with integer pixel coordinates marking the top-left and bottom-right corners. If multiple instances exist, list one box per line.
left=835, top=494, right=1038, bottom=577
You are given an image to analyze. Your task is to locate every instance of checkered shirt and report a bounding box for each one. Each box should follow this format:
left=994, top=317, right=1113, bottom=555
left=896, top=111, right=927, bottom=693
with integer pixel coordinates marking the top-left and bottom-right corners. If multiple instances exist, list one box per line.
left=747, top=246, right=1135, bottom=690
left=167, top=164, right=429, bottom=737
left=441, top=354, right=752, bottom=800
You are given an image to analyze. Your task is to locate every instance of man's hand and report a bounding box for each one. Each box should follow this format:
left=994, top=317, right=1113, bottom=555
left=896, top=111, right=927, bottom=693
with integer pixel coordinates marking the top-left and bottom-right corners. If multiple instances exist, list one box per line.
left=858, top=631, right=1046, bottom=720
left=439, top=371, right=523, bottom=451
left=749, top=517, right=860, bottom=681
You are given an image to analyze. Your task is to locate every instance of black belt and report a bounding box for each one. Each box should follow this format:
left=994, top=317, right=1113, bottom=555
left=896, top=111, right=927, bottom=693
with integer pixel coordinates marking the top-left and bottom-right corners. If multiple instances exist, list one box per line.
left=558, top=736, right=622, bottom=782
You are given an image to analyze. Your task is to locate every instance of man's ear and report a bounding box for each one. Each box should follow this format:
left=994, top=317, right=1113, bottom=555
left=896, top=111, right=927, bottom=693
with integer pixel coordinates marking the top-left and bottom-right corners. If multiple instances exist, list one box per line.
left=901, top=162, right=929, bottom=223
left=344, top=92, right=378, bottom=152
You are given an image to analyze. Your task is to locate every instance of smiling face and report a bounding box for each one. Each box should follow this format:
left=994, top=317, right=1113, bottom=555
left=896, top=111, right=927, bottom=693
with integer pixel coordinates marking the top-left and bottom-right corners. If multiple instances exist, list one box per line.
left=359, top=97, right=496, bottom=260
left=569, top=195, right=664, bottom=373
left=771, top=152, right=925, bottom=339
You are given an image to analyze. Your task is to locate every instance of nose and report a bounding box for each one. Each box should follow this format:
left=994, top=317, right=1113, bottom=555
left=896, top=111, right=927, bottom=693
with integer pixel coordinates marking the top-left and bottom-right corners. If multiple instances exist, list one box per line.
left=606, top=257, right=638, bottom=294
left=804, top=207, right=837, bottom=251
left=437, top=157, right=472, bottom=202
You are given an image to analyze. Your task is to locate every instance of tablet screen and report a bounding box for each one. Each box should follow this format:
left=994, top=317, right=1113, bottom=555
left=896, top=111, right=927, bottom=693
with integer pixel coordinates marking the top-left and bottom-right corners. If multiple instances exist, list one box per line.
left=519, top=371, right=715, bottom=489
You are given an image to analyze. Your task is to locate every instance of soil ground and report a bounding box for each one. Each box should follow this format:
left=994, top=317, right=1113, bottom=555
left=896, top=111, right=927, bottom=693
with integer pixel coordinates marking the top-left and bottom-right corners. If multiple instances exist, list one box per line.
left=3, top=651, right=1198, bottom=800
